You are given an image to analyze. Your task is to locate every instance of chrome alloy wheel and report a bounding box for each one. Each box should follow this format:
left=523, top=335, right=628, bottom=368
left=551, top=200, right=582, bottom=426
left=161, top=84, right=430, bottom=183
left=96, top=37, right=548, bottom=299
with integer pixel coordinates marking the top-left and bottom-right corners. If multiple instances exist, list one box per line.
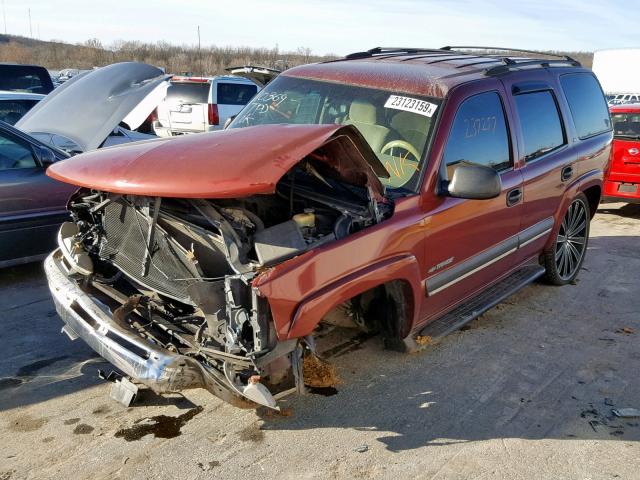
left=555, top=199, right=588, bottom=281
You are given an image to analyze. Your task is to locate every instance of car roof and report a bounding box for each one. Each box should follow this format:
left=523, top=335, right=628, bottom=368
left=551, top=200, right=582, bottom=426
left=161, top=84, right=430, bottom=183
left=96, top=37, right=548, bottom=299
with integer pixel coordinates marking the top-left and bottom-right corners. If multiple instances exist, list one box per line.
left=283, top=47, right=585, bottom=98
left=0, top=62, right=49, bottom=69
left=171, top=75, right=258, bottom=84
left=0, top=90, right=46, bottom=101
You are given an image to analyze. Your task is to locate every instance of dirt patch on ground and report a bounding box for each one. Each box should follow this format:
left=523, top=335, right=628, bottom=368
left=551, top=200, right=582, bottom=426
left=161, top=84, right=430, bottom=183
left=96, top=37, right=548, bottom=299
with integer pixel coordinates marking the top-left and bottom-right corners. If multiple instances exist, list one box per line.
left=91, top=405, right=111, bottom=415
left=7, top=415, right=48, bottom=432
left=238, top=423, right=265, bottom=443
left=303, top=354, right=339, bottom=388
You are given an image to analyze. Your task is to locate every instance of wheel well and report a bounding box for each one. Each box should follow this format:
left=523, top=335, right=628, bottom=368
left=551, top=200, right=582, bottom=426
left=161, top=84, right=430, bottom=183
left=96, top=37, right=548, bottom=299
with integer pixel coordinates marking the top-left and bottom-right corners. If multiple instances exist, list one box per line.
left=343, top=280, right=415, bottom=339
left=583, top=185, right=601, bottom=218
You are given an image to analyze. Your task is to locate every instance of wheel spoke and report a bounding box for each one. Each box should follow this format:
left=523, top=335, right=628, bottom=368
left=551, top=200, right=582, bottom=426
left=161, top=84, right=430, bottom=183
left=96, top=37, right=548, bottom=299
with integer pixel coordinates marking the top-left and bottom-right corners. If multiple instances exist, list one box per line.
left=558, top=245, right=567, bottom=275
left=569, top=219, right=586, bottom=238
left=566, top=244, right=575, bottom=275
left=569, top=235, right=585, bottom=245
left=567, top=241, right=581, bottom=264
left=567, top=203, right=579, bottom=235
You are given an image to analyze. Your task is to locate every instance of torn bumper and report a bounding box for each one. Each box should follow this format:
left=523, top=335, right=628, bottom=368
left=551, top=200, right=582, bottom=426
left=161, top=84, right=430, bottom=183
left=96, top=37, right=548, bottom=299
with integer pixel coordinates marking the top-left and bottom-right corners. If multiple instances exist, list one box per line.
left=44, top=250, right=249, bottom=406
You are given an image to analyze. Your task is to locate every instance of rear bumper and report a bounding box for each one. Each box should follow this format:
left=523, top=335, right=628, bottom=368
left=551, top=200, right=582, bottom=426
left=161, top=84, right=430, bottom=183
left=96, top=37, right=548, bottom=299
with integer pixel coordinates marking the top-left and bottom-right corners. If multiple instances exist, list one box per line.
left=153, top=122, right=220, bottom=137
left=603, top=179, right=640, bottom=203
left=44, top=250, right=245, bottom=403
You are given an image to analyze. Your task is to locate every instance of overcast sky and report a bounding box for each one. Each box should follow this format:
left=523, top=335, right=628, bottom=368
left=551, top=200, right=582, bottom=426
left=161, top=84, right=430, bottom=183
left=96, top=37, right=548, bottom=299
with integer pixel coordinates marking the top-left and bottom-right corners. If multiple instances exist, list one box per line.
left=2, top=0, right=636, bottom=55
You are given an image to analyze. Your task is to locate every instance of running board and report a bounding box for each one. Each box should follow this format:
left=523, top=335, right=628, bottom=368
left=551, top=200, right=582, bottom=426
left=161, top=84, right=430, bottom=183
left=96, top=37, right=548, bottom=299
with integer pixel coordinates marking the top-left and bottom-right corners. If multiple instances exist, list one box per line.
left=390, top=264, right=545, bottom=353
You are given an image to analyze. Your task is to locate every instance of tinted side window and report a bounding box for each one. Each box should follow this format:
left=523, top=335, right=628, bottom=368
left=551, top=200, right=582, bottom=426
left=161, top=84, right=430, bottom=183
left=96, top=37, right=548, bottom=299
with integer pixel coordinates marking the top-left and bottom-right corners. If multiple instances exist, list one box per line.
left=560, top=73, right=611, bottom=139
left=217, top=83, right=258, bottom=105
left=442, top=91, right=511, bottom=178
left=0, top=131, right=37, bottom=170
left=515, top=91, right=565, bottom=162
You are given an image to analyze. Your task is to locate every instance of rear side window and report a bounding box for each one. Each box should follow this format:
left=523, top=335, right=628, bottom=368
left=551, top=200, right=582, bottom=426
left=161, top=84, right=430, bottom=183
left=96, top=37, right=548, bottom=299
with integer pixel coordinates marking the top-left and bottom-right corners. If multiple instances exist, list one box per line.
left=514, top=91, right=565, bottom=162
left=217, top=83, right=258, bottom=106
left=166, top=82, right=210, bottom=103
left=0, top=65, right=53, bottom=94
left=442, top=91, right=511, bottom=177
left=560, top=73, right=611, bottom=139
left=0, top=99, right=40, bottom=125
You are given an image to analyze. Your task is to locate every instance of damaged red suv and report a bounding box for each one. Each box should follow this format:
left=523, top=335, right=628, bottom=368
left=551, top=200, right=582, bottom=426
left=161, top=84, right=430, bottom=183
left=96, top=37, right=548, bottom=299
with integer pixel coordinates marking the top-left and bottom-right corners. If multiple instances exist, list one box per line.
left=45, top=48, right=612, bottom=409
left=604, top=103, right=640, bottom=202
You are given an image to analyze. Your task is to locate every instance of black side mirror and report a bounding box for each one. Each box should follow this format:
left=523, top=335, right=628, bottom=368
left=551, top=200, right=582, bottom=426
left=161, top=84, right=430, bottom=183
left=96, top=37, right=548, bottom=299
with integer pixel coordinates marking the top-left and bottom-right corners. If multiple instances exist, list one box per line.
left=447, top=164, right=501, bottom=200
left=35, top=145, right=57, bottom=167
left=223, top=115, right=237, bottom=129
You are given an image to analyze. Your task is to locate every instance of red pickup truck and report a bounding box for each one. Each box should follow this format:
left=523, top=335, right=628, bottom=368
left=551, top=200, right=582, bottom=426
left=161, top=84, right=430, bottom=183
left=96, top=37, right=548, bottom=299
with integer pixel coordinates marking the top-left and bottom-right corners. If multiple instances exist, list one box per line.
left=44, top=47, right=612, bottom=409
left=604, top=104, right=640, bottom=202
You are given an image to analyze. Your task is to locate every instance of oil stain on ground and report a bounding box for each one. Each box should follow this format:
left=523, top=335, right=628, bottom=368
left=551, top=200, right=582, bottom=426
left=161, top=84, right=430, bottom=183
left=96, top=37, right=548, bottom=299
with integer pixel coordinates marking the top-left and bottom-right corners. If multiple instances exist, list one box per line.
left=0, top=378, right=23, bottom=391
left=73, top=424, right=94, bottom=434
left=15, top=356, right=68, bottom=377
left=307, top=386, right=338, bottom=397
left=114, top=406, right=203, bottom=441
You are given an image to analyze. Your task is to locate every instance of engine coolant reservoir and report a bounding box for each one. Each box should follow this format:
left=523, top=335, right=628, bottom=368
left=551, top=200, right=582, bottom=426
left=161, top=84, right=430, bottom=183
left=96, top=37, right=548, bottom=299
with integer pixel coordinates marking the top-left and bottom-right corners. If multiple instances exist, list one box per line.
left=293, top=209, right=315, bottom=229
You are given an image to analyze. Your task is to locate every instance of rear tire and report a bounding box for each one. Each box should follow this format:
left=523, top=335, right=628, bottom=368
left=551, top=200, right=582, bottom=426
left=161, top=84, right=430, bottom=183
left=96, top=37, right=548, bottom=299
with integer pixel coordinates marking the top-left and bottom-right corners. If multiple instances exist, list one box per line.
left=543, top=193, right=590, bottom=285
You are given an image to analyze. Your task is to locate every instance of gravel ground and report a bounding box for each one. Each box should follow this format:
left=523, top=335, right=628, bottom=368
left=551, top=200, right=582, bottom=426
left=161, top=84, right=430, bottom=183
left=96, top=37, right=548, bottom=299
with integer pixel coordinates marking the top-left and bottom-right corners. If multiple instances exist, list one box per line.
left=1, top=202, right=639, bottom=480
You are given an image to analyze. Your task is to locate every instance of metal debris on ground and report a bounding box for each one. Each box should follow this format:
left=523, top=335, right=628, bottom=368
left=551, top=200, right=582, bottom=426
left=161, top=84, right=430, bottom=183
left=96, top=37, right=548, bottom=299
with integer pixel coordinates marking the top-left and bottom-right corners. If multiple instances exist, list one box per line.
left=612, top=408, right=640, bottom=418
left=616, top=327, right=635, bottom=335
left=354, top=444, right=369, bottom=453
left=109, top=377, right=138, bottom=407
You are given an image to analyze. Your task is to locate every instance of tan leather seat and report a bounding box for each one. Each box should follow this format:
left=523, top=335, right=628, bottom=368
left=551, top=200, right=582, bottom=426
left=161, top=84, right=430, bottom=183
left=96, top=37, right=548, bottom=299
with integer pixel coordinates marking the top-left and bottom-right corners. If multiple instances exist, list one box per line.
left=343, top=100, right=390, bottom=153
left=390, top=111, right=430, bottom=150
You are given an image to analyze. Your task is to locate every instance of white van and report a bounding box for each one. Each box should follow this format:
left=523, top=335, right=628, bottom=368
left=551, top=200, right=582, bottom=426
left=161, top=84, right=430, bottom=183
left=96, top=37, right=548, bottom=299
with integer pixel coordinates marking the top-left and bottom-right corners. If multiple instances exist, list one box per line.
left=154, top=75, right=260, bottom=136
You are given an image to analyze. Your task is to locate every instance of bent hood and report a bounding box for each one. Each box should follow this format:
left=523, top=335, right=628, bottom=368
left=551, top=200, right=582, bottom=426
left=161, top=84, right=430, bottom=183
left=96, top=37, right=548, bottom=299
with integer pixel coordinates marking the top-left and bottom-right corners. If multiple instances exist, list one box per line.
left=46, top=124, right=389, bottom=200
left=16, top=62, right=170, bottom=152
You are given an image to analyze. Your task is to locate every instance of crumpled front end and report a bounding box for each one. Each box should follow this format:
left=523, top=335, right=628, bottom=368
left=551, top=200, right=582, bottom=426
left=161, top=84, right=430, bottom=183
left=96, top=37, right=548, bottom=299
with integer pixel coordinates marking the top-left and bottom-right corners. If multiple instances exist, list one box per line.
left=45, top=153, right=390, bottom=408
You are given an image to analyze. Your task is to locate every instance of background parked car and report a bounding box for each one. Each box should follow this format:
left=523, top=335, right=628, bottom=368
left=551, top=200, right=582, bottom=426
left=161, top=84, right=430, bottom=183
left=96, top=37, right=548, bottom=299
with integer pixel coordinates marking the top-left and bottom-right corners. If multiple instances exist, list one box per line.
left=0, top=63, right=54, bottom=95
left=153, top=74, right=265, bottom=136
left=604, top=103, right=640, bottom=203
left=0, top=62, right=170, bottom=267
left=0, top=91, right=45, bottom=125
left=16, top=61, right=169, bottom=154
left=0, top=120, right=73, bottom=267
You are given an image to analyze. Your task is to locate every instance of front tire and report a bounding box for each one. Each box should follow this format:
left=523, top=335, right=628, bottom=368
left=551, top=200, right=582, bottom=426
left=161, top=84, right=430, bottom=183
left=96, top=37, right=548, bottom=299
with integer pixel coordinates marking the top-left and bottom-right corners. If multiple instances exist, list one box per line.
left=543, top=193, right=590, bottom=285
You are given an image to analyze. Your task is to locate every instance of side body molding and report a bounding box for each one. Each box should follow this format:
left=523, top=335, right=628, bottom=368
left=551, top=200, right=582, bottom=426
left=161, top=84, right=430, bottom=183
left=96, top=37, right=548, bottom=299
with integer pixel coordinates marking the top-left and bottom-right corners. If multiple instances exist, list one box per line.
left=425, top=216, right=555, bottom=296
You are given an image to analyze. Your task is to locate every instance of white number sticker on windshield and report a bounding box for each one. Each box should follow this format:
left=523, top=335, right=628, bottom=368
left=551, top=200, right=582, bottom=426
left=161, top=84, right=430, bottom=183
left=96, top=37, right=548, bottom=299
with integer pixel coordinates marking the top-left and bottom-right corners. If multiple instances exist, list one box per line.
left=384, top=95, right=438, bottom=117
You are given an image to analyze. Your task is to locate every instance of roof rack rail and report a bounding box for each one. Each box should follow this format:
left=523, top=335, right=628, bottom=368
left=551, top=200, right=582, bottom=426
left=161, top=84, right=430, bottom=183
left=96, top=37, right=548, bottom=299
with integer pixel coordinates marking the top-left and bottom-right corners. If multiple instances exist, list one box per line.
left=441, top=45, right=579, bottom=64
left=341, top=46, right=582, bottom=75
left=485, top=58, right=581, bottom=76
left=345, top=47, right=444, bottom=59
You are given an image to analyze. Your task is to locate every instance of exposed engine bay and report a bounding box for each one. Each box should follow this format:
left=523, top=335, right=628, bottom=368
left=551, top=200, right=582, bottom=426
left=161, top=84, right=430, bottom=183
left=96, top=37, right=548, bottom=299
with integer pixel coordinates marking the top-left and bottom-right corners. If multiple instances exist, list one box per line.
left=57, top=160, right=392, bottom=407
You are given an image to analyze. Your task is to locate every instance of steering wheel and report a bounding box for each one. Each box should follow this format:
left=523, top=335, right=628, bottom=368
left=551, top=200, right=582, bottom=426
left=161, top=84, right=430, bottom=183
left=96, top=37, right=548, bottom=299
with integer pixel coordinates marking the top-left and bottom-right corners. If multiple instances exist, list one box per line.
left=380, top=139, right=421, bottom=187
